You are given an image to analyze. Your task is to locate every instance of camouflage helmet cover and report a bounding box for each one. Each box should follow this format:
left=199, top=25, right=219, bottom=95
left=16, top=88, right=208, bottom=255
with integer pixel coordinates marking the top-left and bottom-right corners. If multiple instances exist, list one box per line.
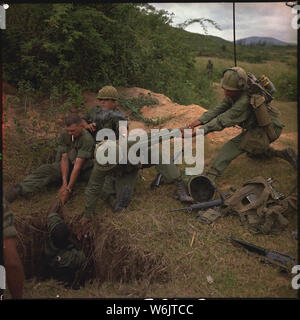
left=221, top=67, right=248, bottom=91
left=97, top=86, right=119, bottom=100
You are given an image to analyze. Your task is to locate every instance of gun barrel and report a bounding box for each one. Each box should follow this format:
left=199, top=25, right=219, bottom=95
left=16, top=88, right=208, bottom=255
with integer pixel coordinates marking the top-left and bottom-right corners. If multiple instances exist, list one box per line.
left=169, top=198, right=223, bottom=213
left=230, top=237, right=296, bottom=270
left=230, top=237, right=267, bottom=256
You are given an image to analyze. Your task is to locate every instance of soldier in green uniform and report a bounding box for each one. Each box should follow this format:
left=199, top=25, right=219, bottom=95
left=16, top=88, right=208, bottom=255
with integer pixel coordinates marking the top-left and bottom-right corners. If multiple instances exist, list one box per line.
left=2, top=195, right=25, bottom=298
left=81, top=85, right=183, bottom=189
left=79, top=86, right=191, bottom=219
left=206, top=60, right=213, bottom=79
left=186, top=66, right=298, bottom=181
left=78, top=134, right=192, bottom=235
left=5, top=114, right=95, bottom=204
left=42, top=199, right=86, bottom=288
left=81, top=85, right=127, bottom=139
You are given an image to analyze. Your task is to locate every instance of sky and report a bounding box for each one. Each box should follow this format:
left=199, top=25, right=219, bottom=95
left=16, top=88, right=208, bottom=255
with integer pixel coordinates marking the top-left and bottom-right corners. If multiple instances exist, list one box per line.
left=149, top=2, right=298, bottom=44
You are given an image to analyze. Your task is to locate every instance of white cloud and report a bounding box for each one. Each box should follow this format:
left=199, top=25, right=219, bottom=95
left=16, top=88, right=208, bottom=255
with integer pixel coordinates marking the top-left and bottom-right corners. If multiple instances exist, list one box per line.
left=150, top=2, right=297, bottom=43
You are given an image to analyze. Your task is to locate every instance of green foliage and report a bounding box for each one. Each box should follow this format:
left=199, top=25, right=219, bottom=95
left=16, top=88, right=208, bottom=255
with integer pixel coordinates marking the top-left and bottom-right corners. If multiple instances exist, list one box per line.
left=2, top=3, right=218, bottom=107
left=273, top=71, right=297, bottom=101
left=61, top=82, right=84, bottom=112
left=17, top=80, right=35, bottom=111
left=119, top=94, right=172, bottom=125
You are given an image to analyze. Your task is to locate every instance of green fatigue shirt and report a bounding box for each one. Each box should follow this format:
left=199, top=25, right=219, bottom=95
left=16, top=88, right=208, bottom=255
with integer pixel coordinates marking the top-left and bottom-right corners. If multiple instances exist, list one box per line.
left=55, top=128, right=95, bottom=170
left=198, top=92, right=283, bottom=135
left=82, top=106, right=127, bottom=140
left=2, top=196, right=17, bottom=239
left=45, top=212, right=85, bottom=272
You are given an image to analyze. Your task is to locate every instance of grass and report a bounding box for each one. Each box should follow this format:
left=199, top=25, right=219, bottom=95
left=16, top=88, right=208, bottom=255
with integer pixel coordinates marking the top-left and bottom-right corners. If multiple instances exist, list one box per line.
left=195, top=56, right=297, bottom=102
left=2, top=56, right=298, bottom=299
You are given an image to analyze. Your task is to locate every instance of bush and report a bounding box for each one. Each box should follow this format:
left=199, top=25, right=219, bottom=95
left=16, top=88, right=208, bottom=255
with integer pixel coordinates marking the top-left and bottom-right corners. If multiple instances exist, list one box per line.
left=273, top=71, right=297, bottom=101
left=2, top=4, right=217, bottom=108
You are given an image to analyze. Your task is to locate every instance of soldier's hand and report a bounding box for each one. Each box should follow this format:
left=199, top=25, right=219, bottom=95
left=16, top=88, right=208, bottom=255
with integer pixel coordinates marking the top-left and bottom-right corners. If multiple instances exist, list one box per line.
left=77, top=217, right=94, bottom=241
left=186, top=120, right=202, bottom=129
left=57, top=186, right=71, bottom=205
left=86, top=123, right=97, bottom=132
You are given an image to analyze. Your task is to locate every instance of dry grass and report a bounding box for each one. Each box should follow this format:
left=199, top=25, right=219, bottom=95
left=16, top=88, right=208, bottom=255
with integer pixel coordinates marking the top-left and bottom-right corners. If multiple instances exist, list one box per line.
left=2, top=77, right=298, bottom=299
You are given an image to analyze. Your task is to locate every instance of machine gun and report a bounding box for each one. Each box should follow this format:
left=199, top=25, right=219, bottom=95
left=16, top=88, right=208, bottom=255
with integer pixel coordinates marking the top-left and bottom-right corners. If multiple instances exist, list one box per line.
left=230, top=237, right=296, bottom=271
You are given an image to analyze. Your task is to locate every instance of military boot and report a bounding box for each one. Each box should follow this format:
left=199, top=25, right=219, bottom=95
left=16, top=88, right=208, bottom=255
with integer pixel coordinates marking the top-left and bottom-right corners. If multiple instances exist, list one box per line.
left=173, top=181, right=194, bottom=203
left=110, top=184, right=134, bottom=213
left=5, top=184, right=23, bottom=203
left=274, top=147, right=298, bottom=170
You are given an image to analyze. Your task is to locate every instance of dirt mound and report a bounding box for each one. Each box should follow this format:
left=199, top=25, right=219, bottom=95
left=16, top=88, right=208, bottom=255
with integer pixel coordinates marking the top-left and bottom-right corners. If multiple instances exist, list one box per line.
left=116, top=86, right=242, bottom=142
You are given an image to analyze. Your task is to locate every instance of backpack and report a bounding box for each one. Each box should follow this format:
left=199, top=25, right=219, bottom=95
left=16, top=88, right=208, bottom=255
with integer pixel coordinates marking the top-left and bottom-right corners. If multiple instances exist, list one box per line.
left=224, top=176, right=295, bottom=235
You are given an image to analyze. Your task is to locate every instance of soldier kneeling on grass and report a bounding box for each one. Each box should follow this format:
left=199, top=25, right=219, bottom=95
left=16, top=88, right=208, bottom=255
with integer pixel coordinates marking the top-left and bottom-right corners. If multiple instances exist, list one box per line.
left=40, top=199, right=87, bottom=289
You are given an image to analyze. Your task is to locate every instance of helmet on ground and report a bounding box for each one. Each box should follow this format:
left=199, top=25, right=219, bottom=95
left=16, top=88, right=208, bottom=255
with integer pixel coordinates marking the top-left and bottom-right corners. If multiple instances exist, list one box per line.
left=187, top=175, right=216, bottom=202
left=97, top=86, right=119, bottom=100
left=221, top=67, right=248, bottom=91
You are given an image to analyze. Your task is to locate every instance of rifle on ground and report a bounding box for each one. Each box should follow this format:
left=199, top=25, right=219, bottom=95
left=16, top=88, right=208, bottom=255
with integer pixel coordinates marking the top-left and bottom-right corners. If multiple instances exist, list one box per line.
left=168, top=198, right=223, bottom=213
left=230, top=237, right=296, bottom=271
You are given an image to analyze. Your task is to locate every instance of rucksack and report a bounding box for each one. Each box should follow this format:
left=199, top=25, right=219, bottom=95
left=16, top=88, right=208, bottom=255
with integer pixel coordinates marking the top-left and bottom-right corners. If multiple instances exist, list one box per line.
left=224, top=176, right=296, bottom=235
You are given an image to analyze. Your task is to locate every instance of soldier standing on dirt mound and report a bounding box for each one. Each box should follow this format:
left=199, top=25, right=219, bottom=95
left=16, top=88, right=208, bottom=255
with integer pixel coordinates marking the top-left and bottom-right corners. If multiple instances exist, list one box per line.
left=5, top=114, right=95, bottom=204
left=186, top=66, right=298, bottom=181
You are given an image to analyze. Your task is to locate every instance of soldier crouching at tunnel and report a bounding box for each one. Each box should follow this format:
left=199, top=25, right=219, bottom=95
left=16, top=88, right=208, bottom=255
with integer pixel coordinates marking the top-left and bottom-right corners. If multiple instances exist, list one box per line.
left=186, top=66, right=298, bottom=181
left=5, top=114, right=95, bottom=205
left=38, top=199, right=88, bottom=289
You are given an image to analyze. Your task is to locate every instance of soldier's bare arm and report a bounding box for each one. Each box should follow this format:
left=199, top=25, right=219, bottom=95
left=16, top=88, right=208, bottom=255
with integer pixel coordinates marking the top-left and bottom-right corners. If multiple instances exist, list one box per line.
left=67, top=157, right=86, bottom=191
left=60, top=153, right=69, bottom=187
left=3, top=237, right=25, bottom=299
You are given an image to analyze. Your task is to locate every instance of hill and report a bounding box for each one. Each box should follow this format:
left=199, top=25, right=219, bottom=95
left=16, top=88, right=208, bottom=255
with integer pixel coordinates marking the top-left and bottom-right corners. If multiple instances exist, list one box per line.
left=236, top=36, right=294, bottom=46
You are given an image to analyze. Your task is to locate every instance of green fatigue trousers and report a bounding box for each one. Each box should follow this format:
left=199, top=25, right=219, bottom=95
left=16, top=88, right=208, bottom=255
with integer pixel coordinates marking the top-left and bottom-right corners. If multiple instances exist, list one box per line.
left=19, top=161, right=93, bottom=195
left=84, top=162, right=181, bottom=219
left=84, top=164, right=139, bottom=218
left=211, top=125, right=283, bottom=174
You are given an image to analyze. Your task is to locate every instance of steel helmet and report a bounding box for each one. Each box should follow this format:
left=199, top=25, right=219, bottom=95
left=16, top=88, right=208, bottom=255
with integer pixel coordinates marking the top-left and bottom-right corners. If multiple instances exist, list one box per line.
left=187, top=175, right=216, bottom=202
left=97, top=86, right=119, bottom=100
left=221, top=67, right=248, bottom=91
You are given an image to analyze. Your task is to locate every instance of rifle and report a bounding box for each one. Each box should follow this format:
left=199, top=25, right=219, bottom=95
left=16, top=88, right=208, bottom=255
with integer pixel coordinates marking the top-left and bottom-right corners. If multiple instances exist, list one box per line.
left=247, top=72, right=275, bottom=104
left=230, top=237, right=296, bottom=271
left=169, top=198, right=223, bottom=213
left=265, top=177, right=285, bottom=200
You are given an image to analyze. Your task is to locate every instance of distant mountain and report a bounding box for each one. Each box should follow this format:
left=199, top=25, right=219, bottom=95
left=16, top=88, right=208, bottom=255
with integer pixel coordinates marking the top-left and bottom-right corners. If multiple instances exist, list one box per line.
left=236, top=36, right=294, bottom=46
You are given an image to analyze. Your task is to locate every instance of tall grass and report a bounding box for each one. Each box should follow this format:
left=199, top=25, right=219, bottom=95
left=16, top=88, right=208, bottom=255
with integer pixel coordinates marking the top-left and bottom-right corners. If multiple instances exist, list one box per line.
left=195, top=56, right=297, bottom=102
